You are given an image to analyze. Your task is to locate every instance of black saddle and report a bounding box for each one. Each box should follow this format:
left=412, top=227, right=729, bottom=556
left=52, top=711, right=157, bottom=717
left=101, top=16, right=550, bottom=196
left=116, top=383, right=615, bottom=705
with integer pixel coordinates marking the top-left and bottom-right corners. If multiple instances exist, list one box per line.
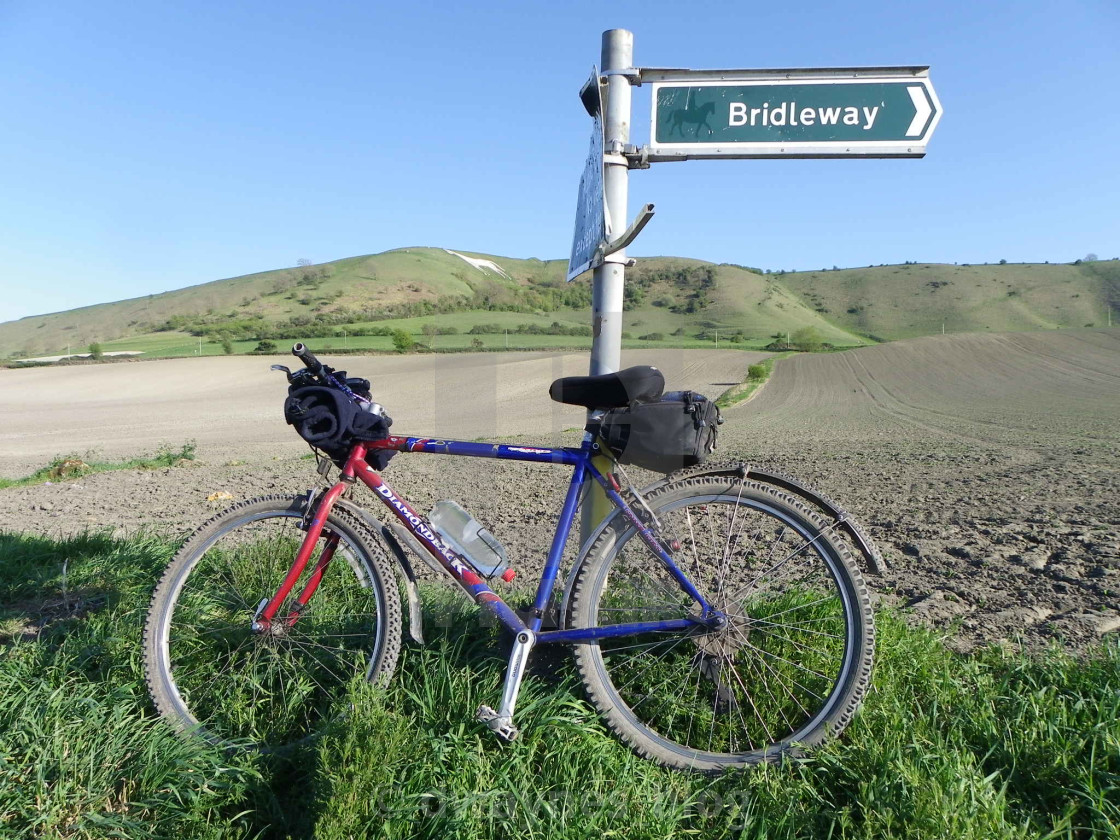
left=549, top=365, right=665, bottom=409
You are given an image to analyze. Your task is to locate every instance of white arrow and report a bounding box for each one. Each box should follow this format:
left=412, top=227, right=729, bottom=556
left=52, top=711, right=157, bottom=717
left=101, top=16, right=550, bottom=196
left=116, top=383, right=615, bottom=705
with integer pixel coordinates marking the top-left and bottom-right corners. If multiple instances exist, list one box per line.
left=906, top=85, right=933, bottom=137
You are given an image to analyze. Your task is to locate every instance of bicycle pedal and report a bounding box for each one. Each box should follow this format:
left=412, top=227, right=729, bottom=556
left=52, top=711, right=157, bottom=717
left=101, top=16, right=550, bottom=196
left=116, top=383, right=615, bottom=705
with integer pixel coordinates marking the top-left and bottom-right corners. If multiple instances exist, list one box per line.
left=475, top=705, right=519, bottom=741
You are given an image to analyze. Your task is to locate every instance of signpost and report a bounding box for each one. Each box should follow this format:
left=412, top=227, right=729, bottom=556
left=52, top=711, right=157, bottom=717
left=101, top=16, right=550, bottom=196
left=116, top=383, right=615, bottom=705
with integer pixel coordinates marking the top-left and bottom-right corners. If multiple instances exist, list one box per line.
left=571, top=33, right=942, bottom=545
left=648, top=68, right=941, bottom=159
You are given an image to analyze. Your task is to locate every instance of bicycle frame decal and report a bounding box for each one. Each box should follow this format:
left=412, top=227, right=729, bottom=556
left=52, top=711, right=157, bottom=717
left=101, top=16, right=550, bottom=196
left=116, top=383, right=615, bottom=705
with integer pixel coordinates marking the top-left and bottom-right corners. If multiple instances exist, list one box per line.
left=371, top=482, right=470, bottom=575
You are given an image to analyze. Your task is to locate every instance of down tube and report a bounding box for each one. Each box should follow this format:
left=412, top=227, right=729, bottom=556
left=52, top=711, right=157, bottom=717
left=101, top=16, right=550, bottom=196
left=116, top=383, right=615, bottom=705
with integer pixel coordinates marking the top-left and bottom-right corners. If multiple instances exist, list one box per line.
left=350, top=456, right=528, bottom=634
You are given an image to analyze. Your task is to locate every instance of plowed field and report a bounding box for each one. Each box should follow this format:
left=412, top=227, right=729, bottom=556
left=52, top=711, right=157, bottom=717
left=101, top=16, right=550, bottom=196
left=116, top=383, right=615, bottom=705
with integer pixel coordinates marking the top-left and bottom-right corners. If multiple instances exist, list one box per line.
left=2, top=333, right=1117, bottom=651
left=726, top=329, right=1120, bottom=651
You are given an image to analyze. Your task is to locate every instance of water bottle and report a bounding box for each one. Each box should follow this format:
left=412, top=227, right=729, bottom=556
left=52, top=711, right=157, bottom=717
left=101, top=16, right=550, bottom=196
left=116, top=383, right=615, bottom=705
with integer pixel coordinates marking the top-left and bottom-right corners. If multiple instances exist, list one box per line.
left=428, top=500, right=515, bottom=582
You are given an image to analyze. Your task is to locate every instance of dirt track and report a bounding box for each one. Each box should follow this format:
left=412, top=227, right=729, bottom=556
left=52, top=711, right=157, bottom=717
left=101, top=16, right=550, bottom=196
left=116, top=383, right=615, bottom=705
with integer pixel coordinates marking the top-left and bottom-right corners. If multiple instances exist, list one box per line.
left=2, top=334, right=1118, bottom=652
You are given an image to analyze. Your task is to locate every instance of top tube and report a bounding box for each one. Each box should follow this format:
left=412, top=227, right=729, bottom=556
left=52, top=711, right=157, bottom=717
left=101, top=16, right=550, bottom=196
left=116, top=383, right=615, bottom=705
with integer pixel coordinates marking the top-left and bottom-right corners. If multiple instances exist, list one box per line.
left=364, top=435, right=588, bottom=467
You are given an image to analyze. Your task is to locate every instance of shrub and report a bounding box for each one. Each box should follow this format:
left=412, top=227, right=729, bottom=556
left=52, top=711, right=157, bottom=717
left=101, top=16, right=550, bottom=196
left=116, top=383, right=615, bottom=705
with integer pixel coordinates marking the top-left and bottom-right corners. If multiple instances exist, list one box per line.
left=639, top=332, right=665, bottom=341
left=747, top=363, right=767, bottom=380
left=254, top=340, right=277, bottom=353
left=88, top=342, right=103, bottom=360
left=391, top=330, right=415, bottom=353
left=791, top=326, right=824, bottom=352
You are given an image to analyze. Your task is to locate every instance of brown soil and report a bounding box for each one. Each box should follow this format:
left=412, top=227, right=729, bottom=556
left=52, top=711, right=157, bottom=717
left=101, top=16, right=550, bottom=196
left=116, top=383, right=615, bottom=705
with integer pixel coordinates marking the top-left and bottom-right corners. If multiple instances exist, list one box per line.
left=2, top=336, right=1118, bottom=653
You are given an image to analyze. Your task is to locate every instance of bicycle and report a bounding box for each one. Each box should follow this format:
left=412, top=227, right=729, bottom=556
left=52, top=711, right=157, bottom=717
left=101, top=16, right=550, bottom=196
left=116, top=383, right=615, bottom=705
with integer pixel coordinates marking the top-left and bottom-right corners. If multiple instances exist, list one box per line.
left=144, top=343, right=876, bottom=772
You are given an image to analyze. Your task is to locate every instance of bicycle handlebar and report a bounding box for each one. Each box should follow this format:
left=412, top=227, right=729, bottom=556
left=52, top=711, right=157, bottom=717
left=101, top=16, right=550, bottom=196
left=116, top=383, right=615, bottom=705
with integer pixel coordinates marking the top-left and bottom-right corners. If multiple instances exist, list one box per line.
left=291, top=342, right=322, bottom=374
left=290, top=342, right=370, bottom=406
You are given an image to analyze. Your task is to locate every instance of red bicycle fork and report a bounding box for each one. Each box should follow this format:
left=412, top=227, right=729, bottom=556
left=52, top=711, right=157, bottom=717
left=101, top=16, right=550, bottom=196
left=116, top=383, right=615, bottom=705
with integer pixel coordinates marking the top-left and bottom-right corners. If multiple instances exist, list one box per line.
left=253, top=481, right=349, bottom=632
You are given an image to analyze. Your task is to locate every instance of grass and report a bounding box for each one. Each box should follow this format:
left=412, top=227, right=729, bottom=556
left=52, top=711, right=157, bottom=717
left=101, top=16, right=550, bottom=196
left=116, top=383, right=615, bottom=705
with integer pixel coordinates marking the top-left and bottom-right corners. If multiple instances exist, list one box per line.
left=0, top=529, right=1117, bottom=839
left=716, top=353, right=791, bottom=409
left=85, top=329, right=778, bottom=360
left=0, top=442, right=197, bottom=490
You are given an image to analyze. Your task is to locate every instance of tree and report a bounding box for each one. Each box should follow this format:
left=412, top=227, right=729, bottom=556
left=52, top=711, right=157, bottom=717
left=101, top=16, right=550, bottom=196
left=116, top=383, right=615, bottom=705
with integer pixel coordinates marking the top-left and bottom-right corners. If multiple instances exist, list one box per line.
left=391, top=329, right=414, bottom=353
left=88, top=342, right=103, bottom=360
left=220, top=335, right=233, bottom=355
left=1085, top=253, right=1099, bottom=262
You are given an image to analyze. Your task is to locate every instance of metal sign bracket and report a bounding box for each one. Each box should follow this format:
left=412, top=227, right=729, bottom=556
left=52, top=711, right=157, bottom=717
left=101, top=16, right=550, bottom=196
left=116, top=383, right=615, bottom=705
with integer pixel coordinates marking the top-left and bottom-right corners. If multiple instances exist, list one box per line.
left=600, top=67, right=642, bottom=84
left=591, top=203, right=654, bottom=269
left=623, top=144, right=651, bottom=170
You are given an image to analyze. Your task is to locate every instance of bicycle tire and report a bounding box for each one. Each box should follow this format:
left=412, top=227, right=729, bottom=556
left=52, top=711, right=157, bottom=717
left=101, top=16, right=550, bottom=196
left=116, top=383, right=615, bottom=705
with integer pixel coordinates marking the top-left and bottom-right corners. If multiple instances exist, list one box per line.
left=568, top=477, right=874, bottom=771
left=144, top=494, right=402, bottom=751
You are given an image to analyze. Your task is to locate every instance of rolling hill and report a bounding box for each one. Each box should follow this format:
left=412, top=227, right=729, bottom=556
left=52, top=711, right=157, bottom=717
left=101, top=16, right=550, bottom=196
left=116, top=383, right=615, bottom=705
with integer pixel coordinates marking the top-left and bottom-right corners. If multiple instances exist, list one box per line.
left=1, top=248, right=1116, bottom=359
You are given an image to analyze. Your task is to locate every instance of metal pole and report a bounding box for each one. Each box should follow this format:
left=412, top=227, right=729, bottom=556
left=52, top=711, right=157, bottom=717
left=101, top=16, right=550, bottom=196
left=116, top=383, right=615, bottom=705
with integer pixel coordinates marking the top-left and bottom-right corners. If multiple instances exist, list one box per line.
left=583, top=29, right=634, bottom=547
left=589, top=28, right=633, bottom=377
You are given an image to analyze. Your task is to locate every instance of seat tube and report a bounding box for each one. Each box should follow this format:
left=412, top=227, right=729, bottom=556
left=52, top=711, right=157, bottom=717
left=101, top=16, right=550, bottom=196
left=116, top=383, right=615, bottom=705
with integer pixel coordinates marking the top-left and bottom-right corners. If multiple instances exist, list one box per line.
left=529, top=455, right=588, bottom=631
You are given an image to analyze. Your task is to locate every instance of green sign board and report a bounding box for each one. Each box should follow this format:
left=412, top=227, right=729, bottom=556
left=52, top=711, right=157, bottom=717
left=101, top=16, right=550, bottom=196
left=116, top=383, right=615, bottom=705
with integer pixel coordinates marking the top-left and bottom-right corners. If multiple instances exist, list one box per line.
left=650, top=75, right=941, bottom=159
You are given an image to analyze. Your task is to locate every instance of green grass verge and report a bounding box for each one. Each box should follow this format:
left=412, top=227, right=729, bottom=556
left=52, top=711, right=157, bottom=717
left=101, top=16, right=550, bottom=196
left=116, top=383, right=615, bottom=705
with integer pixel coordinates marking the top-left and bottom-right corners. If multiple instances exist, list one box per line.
left=0, top=530, right=1116, bottom=839
left=0, top=443, right=197, bottom=490
left=716, top=353, right=793, bottom=409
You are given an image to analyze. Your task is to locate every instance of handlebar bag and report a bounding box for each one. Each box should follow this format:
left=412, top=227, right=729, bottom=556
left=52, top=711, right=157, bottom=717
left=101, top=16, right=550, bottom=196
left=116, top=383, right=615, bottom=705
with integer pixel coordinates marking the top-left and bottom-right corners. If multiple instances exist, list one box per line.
left=589, top=390, right=723, bottom=473
left=284, top=385, right=394, bottom=468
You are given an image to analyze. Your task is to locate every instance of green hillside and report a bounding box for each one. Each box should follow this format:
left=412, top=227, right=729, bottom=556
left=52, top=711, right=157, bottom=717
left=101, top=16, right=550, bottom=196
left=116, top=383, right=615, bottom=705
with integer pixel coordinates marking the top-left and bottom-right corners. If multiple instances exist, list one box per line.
left=780, top=259, right=1120, bottom=340
left=1, top=248, right=1116, bottom=359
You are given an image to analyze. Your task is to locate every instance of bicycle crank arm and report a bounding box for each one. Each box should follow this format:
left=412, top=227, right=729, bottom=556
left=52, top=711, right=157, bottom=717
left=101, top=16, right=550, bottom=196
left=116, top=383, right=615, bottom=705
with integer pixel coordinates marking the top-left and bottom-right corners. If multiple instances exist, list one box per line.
left=476, top=628, right=535, bottom=741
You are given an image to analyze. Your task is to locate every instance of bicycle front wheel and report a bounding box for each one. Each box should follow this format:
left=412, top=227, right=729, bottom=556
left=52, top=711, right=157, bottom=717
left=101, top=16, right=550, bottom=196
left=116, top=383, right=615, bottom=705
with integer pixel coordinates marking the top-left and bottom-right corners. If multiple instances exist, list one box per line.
left=568, top=477, right=874, bottom=771
left=144, top=494, right=402, bottom=751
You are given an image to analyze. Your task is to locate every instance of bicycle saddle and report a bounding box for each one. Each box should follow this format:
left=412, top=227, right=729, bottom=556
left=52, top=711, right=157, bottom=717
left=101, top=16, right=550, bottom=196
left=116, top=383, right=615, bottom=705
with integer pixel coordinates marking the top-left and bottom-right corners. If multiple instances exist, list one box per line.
left=548, top=365, right=665, bottom=409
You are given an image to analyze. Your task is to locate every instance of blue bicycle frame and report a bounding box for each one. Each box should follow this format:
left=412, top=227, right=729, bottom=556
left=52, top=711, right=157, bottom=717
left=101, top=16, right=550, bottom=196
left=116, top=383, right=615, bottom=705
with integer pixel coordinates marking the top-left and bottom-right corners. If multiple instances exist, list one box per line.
left=254, top=429, right=728, bottom=740
left=338, top=433, right=720, bottom=644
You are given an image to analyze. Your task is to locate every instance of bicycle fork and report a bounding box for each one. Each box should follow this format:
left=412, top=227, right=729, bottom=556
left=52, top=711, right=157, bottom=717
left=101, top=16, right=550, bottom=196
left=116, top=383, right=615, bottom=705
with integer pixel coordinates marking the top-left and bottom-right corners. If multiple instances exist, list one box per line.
left=252, top=483, right=349, bottom=633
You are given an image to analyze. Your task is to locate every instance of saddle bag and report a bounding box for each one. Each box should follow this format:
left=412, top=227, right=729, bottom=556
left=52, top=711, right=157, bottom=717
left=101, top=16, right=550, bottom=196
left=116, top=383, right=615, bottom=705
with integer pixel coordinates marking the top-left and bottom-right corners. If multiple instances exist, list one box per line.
left=591, top=390, right=723, bottom=474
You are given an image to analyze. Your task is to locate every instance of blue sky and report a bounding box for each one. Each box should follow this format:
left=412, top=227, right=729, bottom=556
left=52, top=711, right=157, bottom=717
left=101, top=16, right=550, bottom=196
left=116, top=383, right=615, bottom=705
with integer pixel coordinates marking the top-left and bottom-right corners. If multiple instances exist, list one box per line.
left=0, top=0, right=1117, bottom=323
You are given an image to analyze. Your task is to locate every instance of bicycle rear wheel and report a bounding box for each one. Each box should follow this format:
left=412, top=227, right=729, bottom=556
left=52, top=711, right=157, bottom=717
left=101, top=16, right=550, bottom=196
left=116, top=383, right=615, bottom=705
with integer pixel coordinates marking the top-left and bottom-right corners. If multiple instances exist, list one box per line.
left=568, top=477, right=874, bottom=771
left=144, top=494, right=402, bottom=751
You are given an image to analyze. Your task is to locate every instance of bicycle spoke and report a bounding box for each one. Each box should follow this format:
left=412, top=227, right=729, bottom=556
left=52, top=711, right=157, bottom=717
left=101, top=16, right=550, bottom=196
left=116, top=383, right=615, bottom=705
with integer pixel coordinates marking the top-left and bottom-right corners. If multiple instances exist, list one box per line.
left=146, top=501, right=398, bottom=750
left=571, top=479, right=872, bottom=768
left=724, top=656, right=775, bottom=748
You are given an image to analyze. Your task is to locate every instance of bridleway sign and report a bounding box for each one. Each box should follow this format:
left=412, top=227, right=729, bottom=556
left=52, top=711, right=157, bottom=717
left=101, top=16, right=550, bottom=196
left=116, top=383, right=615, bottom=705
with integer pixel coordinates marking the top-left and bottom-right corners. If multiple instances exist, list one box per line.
left=647, top=66, right=941, bottom=160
